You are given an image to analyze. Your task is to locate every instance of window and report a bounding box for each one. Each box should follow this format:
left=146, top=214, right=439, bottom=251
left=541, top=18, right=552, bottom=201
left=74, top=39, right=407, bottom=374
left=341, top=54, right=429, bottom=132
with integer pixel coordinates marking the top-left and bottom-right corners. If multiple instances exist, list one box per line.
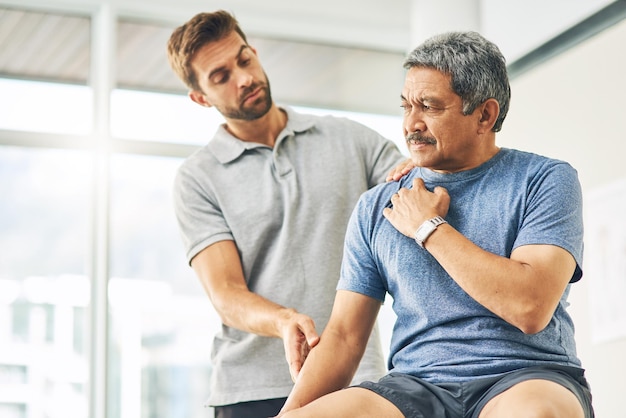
left=110, top=89, right=222, bottom=145
left=0, top=146, right=91, bottom=418
left=0, top=79, right=92, bottom=135
left=107, top=154, right=215, bottom=417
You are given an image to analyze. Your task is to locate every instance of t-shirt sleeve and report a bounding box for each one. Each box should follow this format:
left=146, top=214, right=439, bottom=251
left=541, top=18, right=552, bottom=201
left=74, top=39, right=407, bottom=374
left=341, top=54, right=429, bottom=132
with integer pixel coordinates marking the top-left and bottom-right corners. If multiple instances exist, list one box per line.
left=513, top=161, right=584, bottom=282
left=337, top=194, right=388, bottom=301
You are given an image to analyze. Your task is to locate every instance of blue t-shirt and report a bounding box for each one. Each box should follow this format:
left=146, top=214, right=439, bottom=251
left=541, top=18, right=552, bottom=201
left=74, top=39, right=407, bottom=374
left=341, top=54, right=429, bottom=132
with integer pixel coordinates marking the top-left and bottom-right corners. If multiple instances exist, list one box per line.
left=338, top=148, right=584, bottom=383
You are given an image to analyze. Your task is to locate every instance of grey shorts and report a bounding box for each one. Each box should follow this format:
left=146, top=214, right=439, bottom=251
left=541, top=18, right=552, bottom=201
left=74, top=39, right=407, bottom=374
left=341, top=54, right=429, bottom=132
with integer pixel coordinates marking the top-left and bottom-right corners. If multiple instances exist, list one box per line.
left=358, top=365, right=594, bottom=418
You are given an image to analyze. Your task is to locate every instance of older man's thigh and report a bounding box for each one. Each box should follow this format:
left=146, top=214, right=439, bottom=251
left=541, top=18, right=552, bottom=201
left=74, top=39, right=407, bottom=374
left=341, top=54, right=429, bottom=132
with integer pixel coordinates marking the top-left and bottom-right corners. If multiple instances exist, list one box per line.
left=479, top=379, right=584, bottom=418
left=283, top=387, right=404, bottom=418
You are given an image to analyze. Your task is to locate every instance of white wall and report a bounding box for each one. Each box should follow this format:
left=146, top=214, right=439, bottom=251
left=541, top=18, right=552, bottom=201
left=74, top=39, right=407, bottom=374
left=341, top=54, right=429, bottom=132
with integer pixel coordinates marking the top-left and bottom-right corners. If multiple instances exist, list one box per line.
left=498, top=18, right=626, bottom=418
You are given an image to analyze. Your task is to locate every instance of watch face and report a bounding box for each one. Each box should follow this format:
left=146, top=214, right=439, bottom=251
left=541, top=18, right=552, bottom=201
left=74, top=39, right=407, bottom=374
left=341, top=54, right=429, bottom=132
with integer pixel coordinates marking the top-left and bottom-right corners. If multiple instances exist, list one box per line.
left=415, top=217, right=446, bottom=248
left=415, top=222, right=437, bottom=247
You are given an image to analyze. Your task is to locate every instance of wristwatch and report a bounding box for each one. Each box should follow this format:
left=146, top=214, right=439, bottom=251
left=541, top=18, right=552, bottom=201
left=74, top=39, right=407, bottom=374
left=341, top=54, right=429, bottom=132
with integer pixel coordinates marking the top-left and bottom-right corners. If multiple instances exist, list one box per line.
left=414, top=216, right=447, bottom=248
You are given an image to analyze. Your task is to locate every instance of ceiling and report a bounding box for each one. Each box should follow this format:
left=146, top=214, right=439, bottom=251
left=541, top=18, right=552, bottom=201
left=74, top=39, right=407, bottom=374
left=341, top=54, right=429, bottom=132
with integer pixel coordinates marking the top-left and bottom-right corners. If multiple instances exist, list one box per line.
left=0, top=0, right=621, bottom=115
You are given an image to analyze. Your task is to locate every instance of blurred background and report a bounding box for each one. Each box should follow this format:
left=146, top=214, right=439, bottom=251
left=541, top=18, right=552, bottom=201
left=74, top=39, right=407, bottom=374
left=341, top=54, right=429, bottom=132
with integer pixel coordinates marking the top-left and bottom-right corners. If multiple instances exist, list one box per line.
left=0, top=0, right=624, bottom=417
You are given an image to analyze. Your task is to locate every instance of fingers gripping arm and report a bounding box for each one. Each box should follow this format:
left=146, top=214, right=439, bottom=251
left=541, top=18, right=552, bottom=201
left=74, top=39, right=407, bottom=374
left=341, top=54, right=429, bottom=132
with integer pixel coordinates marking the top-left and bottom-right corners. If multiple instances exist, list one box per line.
left=279, top=291, right=382, bottom=413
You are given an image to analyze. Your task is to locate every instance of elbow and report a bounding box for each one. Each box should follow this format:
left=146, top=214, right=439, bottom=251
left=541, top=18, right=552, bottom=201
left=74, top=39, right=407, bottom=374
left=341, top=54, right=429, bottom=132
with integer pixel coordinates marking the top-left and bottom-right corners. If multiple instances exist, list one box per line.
left=207, top=295, right=234, bottom=327
left=504, top=300, right=555, bottom=334
left=512, top=310, right=553, bottom=335
left=517, top=321, right=549, bottom=335
left=212, top=306, right=230, bottom=327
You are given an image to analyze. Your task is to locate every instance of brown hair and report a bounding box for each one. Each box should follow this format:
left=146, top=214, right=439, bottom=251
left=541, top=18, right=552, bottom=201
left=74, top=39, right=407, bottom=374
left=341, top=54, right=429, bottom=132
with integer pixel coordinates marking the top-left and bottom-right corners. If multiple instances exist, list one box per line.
left=167, top=10, right=248, bottom=91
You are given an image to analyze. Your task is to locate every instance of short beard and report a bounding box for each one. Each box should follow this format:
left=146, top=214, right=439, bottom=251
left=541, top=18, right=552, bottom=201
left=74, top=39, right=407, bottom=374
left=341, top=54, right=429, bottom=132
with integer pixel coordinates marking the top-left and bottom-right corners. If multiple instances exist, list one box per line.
left=218, top=74, right=273, bottom=121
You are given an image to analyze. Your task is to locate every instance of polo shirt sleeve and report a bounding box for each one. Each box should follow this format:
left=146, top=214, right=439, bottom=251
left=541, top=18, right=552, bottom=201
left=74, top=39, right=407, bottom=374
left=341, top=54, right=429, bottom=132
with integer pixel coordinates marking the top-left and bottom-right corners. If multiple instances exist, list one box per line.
left=173, top=161, right=233, bottom=265
left=357, top=126, right=406, bottom=187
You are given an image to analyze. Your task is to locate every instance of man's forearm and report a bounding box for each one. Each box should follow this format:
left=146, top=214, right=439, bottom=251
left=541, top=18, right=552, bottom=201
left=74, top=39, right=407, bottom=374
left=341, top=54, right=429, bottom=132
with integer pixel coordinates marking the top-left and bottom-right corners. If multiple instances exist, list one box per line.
left=281, top=329, right=362, bottom=413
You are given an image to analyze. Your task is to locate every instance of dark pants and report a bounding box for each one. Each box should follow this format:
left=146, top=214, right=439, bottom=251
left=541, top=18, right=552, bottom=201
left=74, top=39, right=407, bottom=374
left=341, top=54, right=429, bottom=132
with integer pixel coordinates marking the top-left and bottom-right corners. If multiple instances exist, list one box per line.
left=214, top=397, right=287, bottom=418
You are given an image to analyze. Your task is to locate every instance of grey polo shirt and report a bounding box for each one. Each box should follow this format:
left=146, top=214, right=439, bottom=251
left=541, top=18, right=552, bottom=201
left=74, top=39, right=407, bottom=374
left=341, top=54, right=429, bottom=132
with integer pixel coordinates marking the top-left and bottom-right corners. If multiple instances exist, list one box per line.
left=173, top=106, right=405, bottom=406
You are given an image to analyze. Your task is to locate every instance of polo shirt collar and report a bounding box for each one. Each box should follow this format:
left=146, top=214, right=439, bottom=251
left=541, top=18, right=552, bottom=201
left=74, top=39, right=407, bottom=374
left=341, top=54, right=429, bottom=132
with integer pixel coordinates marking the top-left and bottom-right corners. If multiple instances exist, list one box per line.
left=208, top=106, right=316, bottom=164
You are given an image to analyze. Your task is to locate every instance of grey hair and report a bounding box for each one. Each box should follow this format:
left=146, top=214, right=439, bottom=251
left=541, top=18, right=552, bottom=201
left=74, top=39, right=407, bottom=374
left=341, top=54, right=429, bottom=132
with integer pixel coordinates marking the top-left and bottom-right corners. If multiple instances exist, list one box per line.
left=404, top=31, right=511, bottom=132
